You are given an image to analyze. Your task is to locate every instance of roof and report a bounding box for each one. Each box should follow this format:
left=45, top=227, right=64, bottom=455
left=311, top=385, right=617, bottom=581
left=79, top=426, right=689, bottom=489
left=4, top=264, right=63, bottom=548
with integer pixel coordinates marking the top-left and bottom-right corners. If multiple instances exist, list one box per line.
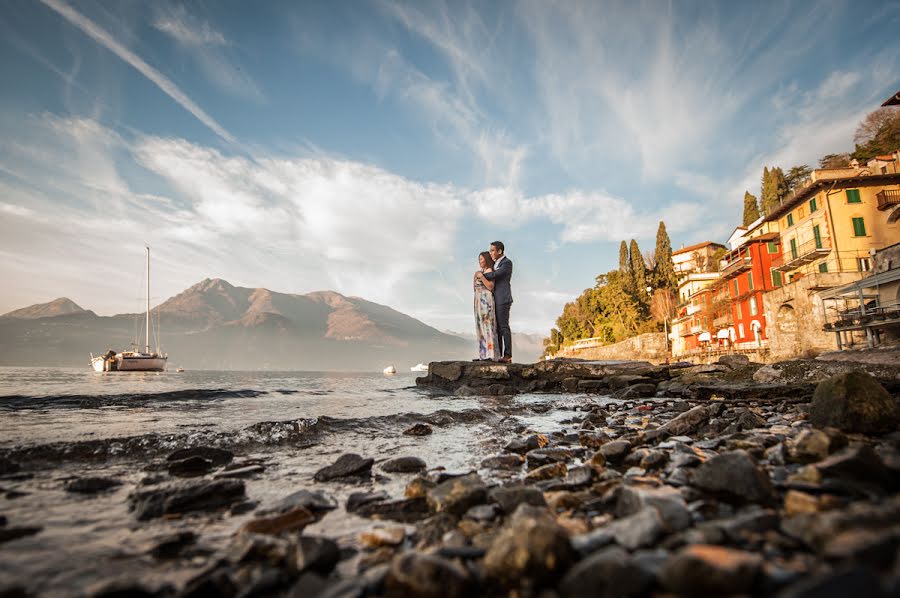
left=882, top=91, right=900, bottom=107
left=672, top=241, right=727, bottom=256
left=763, top=172, right=900, bottom=222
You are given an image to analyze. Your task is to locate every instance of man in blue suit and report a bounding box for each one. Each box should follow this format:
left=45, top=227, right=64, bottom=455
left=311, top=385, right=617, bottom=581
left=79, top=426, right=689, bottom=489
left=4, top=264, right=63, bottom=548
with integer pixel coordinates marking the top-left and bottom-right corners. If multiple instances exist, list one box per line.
left=484, top=241, right=513, bottom=363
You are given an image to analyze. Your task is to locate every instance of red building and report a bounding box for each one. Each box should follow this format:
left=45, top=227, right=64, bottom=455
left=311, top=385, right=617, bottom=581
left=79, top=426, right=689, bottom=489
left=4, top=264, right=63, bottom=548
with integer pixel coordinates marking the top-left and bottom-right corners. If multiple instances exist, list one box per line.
left=716, top=232, right=782, bottom=346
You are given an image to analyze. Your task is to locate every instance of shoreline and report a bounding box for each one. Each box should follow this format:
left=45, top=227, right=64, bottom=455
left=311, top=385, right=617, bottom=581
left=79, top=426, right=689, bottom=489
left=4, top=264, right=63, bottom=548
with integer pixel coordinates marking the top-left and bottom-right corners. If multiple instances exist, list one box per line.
left=0, top=356, right=898, bottom=596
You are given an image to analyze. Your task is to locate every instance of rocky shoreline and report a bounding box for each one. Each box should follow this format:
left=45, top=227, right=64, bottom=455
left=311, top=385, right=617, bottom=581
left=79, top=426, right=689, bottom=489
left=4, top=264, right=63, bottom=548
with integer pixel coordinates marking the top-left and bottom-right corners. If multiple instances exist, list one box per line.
left=2, top=356, right=899, bottom=597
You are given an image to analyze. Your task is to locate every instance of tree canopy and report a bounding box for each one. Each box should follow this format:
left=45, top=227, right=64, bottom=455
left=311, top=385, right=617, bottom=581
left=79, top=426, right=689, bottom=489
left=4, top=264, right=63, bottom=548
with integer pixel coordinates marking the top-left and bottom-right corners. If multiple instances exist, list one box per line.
left=742, top=191, right=760, bottom=226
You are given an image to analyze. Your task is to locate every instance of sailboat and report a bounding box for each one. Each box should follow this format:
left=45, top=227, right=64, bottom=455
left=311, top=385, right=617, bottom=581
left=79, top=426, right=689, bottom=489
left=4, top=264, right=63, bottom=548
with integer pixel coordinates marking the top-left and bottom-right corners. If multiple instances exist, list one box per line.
left=90, top=247, right=168, bottom=372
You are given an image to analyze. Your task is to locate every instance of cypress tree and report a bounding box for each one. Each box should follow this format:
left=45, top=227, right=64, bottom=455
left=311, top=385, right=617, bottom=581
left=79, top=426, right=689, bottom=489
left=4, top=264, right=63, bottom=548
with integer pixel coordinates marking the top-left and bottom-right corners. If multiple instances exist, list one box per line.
left=742, top=191, right=761, bottom=226
left=761, top=166, right=788, bottom=215
left=619, top=240, right=629, bottom=273
left=654, top=221, right=677, bottom=291
left=629, top=239, right=647, bottom=299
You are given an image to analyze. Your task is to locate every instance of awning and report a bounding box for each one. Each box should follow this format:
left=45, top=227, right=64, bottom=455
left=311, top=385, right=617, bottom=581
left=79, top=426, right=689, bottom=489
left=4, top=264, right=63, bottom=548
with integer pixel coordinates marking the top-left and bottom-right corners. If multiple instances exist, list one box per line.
left=698, top=331, right=712, bottom=342
left=716, top=329, right=730, bottom=339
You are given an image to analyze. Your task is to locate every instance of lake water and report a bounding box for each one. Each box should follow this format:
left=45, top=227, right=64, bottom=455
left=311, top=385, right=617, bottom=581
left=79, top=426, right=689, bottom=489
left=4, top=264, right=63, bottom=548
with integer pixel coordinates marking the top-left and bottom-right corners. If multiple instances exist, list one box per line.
left=0, top=367, right=606, bottom=595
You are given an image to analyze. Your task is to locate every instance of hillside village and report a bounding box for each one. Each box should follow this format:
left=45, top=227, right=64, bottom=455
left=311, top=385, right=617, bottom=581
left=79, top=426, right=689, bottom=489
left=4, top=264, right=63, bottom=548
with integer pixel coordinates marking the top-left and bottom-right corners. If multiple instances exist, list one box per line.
left=552, top=98, right=900, bottom=364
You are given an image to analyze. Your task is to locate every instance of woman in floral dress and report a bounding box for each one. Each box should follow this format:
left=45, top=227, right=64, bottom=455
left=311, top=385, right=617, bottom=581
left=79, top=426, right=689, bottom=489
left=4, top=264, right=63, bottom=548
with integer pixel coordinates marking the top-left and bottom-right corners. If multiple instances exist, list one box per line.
left=473, top=251, right=500, bottom=360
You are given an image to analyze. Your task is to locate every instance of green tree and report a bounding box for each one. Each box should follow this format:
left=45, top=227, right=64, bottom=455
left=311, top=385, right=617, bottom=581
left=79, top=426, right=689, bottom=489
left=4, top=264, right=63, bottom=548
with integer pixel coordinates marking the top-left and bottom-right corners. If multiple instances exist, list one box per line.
left=851, top=107, right=900, bottom=162
left=742, top=191, right=760, bottom=226
left=784, top=165, right=812, bottom=193
left=653, top=221, right=678, bottom=292
left=819, top=153, right=850, bottom=169
left=760, top=166, right=787, bottom=215
left=629, top=239, right=647, bottom=300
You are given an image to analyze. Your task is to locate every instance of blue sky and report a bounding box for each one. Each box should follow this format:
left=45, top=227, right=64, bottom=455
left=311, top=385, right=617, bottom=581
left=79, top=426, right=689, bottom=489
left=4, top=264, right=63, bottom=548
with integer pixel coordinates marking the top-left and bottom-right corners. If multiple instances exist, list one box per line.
left=0, top=0, right=898, bottom=334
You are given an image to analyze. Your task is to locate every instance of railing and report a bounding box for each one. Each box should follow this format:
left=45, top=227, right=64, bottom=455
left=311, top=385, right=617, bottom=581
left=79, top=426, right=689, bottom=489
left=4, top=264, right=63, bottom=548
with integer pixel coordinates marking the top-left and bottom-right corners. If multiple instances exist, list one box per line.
left=713, top=314, right=733, bottom=327
left=720, top=256, right=752, bottom=277
left=772, top=235, right=832, bottom=271
left=876, top=189, right=900, bottom=211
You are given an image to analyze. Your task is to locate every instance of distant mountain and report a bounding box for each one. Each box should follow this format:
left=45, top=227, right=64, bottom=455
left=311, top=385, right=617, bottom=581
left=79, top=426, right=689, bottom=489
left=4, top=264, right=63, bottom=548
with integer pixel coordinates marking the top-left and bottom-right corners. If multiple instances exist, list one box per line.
left=0, top=279, right=469, bottom=371
left=2, top=297, right=90, bottom=319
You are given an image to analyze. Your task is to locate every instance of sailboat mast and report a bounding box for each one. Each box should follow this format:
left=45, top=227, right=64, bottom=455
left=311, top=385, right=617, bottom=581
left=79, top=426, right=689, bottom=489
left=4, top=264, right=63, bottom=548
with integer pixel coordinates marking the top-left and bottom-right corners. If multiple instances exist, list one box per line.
left=146, top=246, right=151, bottom=354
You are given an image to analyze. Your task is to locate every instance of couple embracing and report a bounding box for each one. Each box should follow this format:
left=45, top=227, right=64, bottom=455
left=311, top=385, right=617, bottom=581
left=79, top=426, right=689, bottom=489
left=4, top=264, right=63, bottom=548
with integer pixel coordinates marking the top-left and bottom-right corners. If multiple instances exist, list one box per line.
left=473, top=241, right=513, bottom=363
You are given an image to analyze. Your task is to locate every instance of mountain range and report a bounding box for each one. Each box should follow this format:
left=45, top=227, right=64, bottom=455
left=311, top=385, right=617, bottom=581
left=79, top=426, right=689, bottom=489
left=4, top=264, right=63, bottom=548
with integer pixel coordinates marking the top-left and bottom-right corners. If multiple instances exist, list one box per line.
left=0, top=278, right=478, bottom=371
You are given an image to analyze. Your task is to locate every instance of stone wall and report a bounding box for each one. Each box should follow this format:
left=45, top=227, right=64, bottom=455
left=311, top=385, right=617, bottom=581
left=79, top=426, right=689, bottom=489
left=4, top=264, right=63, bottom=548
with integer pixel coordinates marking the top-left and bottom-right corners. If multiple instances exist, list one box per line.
left=556, top=332, right=668, bottom=363
left=763, top=272, right=863, bottom=359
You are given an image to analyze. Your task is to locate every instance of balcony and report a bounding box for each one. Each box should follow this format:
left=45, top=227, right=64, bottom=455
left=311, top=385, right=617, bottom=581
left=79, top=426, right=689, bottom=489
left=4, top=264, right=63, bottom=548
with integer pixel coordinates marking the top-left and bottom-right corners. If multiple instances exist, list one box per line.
left=876, top=189, right=900, bottom=211
left=772, top=235, right=832, bottom=272
left=720, top=256, right=752, bottom=277
left=713, top=314, right=733, bottom=327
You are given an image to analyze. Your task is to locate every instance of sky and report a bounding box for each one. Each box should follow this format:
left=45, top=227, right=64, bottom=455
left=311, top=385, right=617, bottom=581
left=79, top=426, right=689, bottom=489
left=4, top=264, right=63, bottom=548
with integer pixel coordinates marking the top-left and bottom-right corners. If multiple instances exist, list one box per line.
left=0, top=0, right=898, bottom=335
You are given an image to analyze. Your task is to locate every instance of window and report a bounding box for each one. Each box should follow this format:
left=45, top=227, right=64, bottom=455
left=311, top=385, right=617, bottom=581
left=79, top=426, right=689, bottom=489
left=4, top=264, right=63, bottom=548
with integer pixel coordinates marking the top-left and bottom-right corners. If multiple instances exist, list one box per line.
left=749, top=296, right=758, bottom=316
left=852, top=217, right=867, bottom=237
left=786, top=213, right=794, bottom=226
left=771, top=269, right=783, bottom=287
left=819, top=262, right=828, bottom=273
left=733, top=279, right=739, bottom=295
left=813, top=225, right=822, bottom=249
left=846, top=189, right=861, bottom=203
left=857, top=257, right=872, bottom=272
left=747, top=272, right=754, bottom=290
left=767, top=242, right=778, bottom=254
left=798, top=207, right=805, bottom=219
left=790, top=238, right=798, bottom=259
left=738, top=323, right=745, bottom=338
left=809, top=197, right=818, bottom=212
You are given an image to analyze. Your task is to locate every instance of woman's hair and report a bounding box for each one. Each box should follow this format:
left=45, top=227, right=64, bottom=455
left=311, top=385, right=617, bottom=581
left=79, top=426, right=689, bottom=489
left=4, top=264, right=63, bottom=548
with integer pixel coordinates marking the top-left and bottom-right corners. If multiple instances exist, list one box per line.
left=479, top=251, right=495, bottom=269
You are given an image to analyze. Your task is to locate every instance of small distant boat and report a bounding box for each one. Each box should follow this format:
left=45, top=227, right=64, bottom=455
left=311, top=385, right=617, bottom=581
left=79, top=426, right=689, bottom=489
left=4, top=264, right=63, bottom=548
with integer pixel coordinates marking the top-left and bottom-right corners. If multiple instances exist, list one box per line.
left=410, top=363, right=428, bottom=372
left=90, top=247, right=168, bottom=373
left=176, top=367, right=185, bottom=373
left=383, top=365, right=397, bottom=375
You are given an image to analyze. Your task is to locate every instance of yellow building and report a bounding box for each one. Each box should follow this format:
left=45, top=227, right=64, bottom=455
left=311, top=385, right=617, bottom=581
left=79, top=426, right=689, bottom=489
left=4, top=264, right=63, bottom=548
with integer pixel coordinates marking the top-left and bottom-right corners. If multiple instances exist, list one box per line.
left=761, top=152, right=900, bottom=358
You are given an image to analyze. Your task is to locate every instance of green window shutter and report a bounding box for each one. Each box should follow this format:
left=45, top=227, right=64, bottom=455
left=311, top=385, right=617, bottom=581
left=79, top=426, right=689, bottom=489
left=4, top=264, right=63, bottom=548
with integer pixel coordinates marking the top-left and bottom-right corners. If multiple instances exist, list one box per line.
left=733, top=279, right=739, bottom=295
left=813, top=225, right=822, bottom=249
left=846, top=189, right=861, bottom=203
left=852, top=217, right=866, bottom=236
left=747, top=272, right=753, bottom=290
left=771, top=270, right=782, bottom=287
left=767, top=242, right=778, bottom=254
left=818, top=262, right=828, bottom=273
left=809, top=198, right=818, bottom=212
left=790, top=238, right=798, bottom=258
left=787, top=213, right=794, bottom=226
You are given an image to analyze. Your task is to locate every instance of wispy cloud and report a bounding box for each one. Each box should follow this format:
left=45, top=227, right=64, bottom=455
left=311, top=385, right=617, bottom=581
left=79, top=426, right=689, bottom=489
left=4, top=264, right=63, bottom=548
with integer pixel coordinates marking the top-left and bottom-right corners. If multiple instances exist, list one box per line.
left=39, top=0, right=235, bottom=143
left=152, top=4, right=264, bottom=103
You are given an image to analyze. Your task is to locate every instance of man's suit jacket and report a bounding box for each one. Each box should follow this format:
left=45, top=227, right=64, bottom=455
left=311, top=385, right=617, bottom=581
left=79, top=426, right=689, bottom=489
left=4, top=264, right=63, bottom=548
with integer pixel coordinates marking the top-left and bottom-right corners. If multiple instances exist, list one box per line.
left=484, top=256, right=513, bottom=305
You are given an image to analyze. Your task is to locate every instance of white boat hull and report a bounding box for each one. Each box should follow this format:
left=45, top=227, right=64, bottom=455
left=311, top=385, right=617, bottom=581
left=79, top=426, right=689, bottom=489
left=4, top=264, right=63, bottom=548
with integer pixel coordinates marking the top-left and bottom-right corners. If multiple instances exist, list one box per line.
left=91, top=353, right=167, bottom=372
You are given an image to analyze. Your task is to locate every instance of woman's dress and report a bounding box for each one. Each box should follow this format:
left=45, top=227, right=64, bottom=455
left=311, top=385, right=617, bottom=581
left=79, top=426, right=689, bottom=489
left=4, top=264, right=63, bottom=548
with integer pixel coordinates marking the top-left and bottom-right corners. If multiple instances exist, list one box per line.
left=474, top=273, right=500, bottom=360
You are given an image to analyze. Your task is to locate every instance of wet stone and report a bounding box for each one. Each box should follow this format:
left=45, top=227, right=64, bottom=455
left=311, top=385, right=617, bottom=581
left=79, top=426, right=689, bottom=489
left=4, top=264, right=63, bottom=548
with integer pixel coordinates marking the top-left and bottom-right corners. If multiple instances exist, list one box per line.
left=690, top=450, right=774, bottom=504
left=383, top=551, right=472, bottom=598
left=483, top=504, right=576, bottom=590
left=579, top=431, right=611, bottom=449
left=488, top=484, right=547, bottom=514
left=526, top=447, right=577, bottom=469
left=214, top=464, right=264, bottom=479
left=346, top=490, right=391, bottom=513
left=599, top=440, right=632, bottom=464
left=607, top=506, right=665, bottom=550
left=166, top=446, right=233, bottom=467
left=426, top=473, right=487, bottom=515
left=480, top=454, right=524, bottom=470
left=815, top=444, right=898, bottom=494
left=504, top=434, right=548, bottom=454
left=810, top=371, right=899, bottom=435
left=381, top=456, right=427, bottom=473
left=464, top=504, right=499, bottom=522
left=0, top=526, right=42, bottom=544
left=65, top=476, right=122, bottom=494
left=525, top=462, right=567, bottom=482
left=295, top=535, right=341, bottom=576
left=403, top=423, right=433, bottom=436
left=355, top=497, right=431, bottom=523
left=558, top=546, right=654, bottom=598
left=313, top=453, right=374, bottom=481
left=149, top=531, right=196, bottom=559
left=660, top=544, right=763, bottom=595
left=241, top=506, right=315, bottom=535
left=617, top=484, right=691, bottom=532
left=788, top=429, right=831, bottom=463
left=264, top=489, right=338, bottom=516
left=167, top=456, right=214, bottom=477
left=128, top=478, right=246, bottom=520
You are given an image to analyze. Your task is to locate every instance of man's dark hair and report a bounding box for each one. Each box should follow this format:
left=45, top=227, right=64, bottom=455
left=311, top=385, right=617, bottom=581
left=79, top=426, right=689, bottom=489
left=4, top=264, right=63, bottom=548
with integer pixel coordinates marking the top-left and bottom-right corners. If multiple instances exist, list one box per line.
left=491, top=241, right=505, bottom=253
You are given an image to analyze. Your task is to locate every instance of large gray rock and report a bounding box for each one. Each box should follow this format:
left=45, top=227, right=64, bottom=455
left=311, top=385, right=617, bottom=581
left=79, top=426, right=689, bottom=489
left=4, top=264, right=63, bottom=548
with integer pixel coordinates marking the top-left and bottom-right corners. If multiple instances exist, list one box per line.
left=617, top=484, right=691, bottom=532
left=809, top=371, right=899, bottom=435
left=558, top=546, right=654, bottom=598
left=381, top=456, right=427, bottom=473
left=483, top=504, right=576, bottom=590
left=128, top=479, right=245, bottom=520
left=426, top=473, right=487, bottom=515
left=606, top=507, right=665, bottom=550
left=313, top=453, right=374, bottom=481
left=488, top=484, right=547, bottom=514
left=383, top=551, right=472, bottom=597
left=646, top=404, right=713, bottom=440
left=659, top=544, right=762, bottom=595
left=690, top=450, right=774, bottom=504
